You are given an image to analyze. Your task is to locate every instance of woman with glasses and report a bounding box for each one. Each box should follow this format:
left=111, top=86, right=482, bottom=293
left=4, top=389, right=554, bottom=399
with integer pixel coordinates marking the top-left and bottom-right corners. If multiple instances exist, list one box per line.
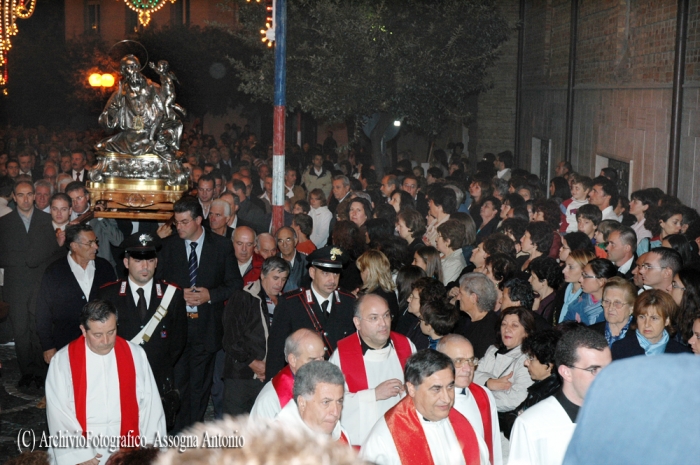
left=552, top=250, right=596, bottom=325
left=436, top=219, right=468, bottom=285
left=473, top=306, right=536, bottom=412
left=356, top=250, right=400, bottom=326
left=396, top=277, right=447, bottom=349
left=562, top=258, right=617, bottom=325
left=499, top=329, right=562, bottom=439
left=612, top=289, right=691, bottom=359
left=590, top=277, right=637, bottom=347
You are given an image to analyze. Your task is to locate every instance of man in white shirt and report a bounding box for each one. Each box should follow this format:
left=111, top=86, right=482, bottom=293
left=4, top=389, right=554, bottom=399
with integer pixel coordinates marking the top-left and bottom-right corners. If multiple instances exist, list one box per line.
left=509, top=327, right=611, bottom=465
left=494, top=151, right=513, bottom=181
left=362, top=349, right=489, bottom=465
left=274, top=360, right=350, bottom=443
left=70, top=149, right=88, bottom=182
left=438, top=334, right=502, bottom=465
left=329, top=294, right=416, bottom=445
left=46, top=300, right=166, bottom=465
left=606, top=227, right=637, bottom=280
left=588, top=177, right=620, bottom=221
left=250, top=328, right=326, bottom=420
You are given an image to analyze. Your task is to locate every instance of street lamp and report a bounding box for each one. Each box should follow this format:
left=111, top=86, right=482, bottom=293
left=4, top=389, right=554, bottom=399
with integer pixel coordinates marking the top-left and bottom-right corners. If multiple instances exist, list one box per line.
left=89, top=73, right=115, bottom=88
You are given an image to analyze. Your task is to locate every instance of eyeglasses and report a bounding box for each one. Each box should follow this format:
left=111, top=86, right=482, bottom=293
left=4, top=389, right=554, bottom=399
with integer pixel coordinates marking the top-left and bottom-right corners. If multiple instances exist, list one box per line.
left=640, top=264, right=664, bottom=270
left=567, top=365, right=603, bottom=376
left=672, top=281, right=686, bottom=291
left=453, top=357, right=479, bottom=367
left=173, top=219, right=193, bottom=227
left=75, top=239, right=99, bottom=247
left=602, top=299, right=629, bottom=309
left=361, top=313, right=392, bottom=323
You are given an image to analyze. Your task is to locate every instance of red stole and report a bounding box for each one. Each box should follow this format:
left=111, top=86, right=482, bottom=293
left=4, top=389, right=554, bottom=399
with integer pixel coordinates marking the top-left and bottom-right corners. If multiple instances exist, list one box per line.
left=271, top=365, right=295, bottom=408
left=68, top=336, right=140, bottom=442
left=384, top=397, right=480, bottom=465
left=468, top=383, right=493, bottom=465
left=337, top=332, right=412, bottom=393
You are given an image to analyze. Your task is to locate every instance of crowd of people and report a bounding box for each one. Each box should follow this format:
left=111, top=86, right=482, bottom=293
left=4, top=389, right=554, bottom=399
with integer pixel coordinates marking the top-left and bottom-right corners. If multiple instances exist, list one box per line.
left=1, top=123, right=699, bottom=465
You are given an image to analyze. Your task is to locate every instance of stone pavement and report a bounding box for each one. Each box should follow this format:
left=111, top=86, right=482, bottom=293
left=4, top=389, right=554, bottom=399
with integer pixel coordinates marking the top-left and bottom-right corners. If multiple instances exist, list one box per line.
left=0, top=344, right=217, bottom=462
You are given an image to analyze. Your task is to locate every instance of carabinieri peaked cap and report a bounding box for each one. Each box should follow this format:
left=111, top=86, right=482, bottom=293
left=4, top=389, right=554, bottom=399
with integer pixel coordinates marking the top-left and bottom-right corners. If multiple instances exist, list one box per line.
left=307, top=246, right=349, bottom=273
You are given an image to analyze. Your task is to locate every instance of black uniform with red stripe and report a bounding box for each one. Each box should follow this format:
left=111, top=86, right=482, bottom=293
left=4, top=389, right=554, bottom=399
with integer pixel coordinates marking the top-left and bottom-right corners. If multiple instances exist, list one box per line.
left=96, top=279, right=187, bottom=395
left=266, top=287, right=356, bottom=379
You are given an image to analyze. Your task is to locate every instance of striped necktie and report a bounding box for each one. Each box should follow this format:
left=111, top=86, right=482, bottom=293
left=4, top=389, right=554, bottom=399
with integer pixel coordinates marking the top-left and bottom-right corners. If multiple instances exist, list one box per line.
left=188, top=242, right=198, bottom=288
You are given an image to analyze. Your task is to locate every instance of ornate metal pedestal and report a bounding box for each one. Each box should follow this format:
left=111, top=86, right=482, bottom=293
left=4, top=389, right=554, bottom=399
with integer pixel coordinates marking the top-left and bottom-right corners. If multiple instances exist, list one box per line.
left=87, top=152, right=188, bottom=220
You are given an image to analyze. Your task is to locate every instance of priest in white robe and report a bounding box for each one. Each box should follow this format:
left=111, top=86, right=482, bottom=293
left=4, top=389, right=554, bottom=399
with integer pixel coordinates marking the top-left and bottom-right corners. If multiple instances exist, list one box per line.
left=509, top=327, right=612, bottom=465
left=273, top=360, right=350, bottom=443
left=46, top=300, right=166, bottom=465
left=329, top=294, right=416, bottom=445
left=438, top=334, right=503, bottom=465
left=250, top=329, right=326, bottom=420
left=361, top=349, right=489, bottom=465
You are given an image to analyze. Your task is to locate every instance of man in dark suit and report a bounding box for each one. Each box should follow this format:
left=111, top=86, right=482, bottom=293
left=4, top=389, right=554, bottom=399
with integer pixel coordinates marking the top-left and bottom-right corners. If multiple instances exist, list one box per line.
left=0, top=180, right=62, bottom=387
left=36, top=224, right=117, bottom=366
left=98, top=233, right=187, bottom=406
left=607, top=227, right=637, bottom=281
left=231, top=179, right=269, bottom=234
left=402, top=175, right=429, bottom=217
left=266, top=246, right=356, bottom=378
left=156, top=196, right=242, bottom=431
left=69, top=149, right=89, bottom=183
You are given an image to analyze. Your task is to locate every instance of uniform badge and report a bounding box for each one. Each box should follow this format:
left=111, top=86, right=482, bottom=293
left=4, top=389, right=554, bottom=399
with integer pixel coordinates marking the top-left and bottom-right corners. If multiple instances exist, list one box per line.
left=330, top=247, right=343, bottom=261
left=334, top=290, right=340, bottom=303
left=119, top=281, right=127, bottom=296
left=139, top=233, right=153, bottom=246
left=161, top=330, right=167, bottom=339
left=156, top=283, right=163, bottom=298
left=305, top=289, right=313, bottom=304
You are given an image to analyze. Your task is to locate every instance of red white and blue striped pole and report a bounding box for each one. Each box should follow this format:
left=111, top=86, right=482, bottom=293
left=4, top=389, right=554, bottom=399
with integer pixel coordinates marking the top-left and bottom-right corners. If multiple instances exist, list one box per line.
left=271, top=0, right=287, bottom=234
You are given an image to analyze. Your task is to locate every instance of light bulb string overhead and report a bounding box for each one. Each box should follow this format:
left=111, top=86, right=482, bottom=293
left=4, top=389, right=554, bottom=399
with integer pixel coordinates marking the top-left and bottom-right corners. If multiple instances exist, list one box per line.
left=1, top=0, right=37, bottom=87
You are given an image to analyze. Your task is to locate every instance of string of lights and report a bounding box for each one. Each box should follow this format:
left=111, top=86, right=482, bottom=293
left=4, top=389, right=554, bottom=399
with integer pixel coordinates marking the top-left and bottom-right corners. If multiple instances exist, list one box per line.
left=1, top=0, right=36, bottom=89
left=124, top=0, right=176, bottom=27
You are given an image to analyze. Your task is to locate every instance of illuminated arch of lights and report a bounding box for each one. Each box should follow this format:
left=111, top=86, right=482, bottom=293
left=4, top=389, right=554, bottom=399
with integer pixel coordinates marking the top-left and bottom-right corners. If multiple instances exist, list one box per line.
left=1, top=0, right=37, bottom=88
left=124, top=0, right=176, bottom=27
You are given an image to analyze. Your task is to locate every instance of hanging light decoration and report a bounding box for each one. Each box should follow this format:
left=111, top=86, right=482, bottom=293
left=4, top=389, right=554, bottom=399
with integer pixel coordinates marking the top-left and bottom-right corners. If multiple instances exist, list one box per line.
left=0, top=0, right=37, bottom=88
left=124, top=0, right=177, bottom=27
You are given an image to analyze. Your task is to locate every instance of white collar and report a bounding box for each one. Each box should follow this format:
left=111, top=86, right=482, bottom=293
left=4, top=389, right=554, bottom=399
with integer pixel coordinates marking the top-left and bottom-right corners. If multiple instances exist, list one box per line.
left=497, top=168, right=510, bottom=177
left=618, top=256, right=635, bottom=274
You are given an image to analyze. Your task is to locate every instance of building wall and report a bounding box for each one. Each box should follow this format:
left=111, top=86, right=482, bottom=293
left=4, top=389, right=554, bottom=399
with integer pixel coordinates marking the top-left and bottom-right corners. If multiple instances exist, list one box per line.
left=519, top=0, right=700, bottom=208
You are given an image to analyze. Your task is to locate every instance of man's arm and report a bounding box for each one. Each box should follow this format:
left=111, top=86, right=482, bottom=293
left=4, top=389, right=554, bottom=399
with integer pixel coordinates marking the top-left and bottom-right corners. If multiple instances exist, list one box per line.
left=168, top=289, right=188, bottom=368
left=266, top=298, right=294, bottom=379
left=222, top=292, right=256, bottom=365
left=207, top=239, right=242, bottom=304
left=35, top=271, right=56, bottom=356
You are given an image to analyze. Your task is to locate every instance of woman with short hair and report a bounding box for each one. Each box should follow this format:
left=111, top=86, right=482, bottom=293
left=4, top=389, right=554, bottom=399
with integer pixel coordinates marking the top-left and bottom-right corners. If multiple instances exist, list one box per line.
left=436, top=219, right=468, bottom=285
left=612, top=290, right=691, bottom=359
left=590, top=277, right=637, bottom=347
left=396, top=209, right=427, bottom=255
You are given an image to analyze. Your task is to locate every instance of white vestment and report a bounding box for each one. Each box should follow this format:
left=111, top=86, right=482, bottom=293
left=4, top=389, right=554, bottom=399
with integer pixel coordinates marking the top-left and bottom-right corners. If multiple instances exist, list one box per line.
left=473, top=345, right=533, bottom=412
left=329, top=338, right=416, bottom=445
left=453, top=384, right=504, bottom=465
left=508, top=396, right=575, bottom=465
left=361, top=410, right=489, bottom=465
left=274, top=399, right=347, bottom=441
left=46, top=339, right=166, bottom=465
left=249, top=378, right=283, bottom=420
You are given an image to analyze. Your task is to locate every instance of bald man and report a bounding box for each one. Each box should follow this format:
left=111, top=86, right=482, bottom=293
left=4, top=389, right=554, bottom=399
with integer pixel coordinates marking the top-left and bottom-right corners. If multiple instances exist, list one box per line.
left=438, top=334, right=503, bottom=465
left=256, top=233, right=278, bottom=259
left=234, top=226, right=264, bottom=285
left=249, top=329, right=326, bottom=420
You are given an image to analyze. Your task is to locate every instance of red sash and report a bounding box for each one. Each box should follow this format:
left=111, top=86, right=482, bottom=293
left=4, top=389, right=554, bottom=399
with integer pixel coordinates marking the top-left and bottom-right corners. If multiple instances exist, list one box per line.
left=385, top=396, right=480, bottom=465
left=338, top=431, right=361, bottom=451
left=337, top=332, right=413, bottom=393
left=68, top=336, right=140, bottom=442
left=468, top=383, right=493, bottom=465
left=271, top=365, right=295, bottom=408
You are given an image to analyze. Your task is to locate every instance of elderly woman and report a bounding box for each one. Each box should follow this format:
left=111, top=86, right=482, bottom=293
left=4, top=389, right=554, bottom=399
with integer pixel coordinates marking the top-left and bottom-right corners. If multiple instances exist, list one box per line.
left=590, top=277, right=637, bottom=347
left=395, top=277, right=447, bottom=350
left=436, top=219, right=468, bottom=285
left=563, top=258, right=617, bottom=325
left=473, top=306, right=536, bottom=412
left=412, top=246, right=443, bottom=283
left=396, top=209, right=427, bottom=255
left=499, top=329, right=562, bottom=439
left=356, top=249, right=400, bottom=324
left=612, top=290, right=691, bottom=359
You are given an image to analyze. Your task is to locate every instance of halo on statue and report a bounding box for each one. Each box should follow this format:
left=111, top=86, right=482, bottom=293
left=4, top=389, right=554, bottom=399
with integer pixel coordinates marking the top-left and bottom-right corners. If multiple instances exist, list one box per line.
left=107, top=40, right=149, bottom=73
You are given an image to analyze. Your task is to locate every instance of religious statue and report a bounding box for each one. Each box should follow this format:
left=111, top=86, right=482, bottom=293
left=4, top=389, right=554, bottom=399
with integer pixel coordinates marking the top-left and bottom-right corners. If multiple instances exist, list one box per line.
left=90, top=54, right=188, bottom=189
